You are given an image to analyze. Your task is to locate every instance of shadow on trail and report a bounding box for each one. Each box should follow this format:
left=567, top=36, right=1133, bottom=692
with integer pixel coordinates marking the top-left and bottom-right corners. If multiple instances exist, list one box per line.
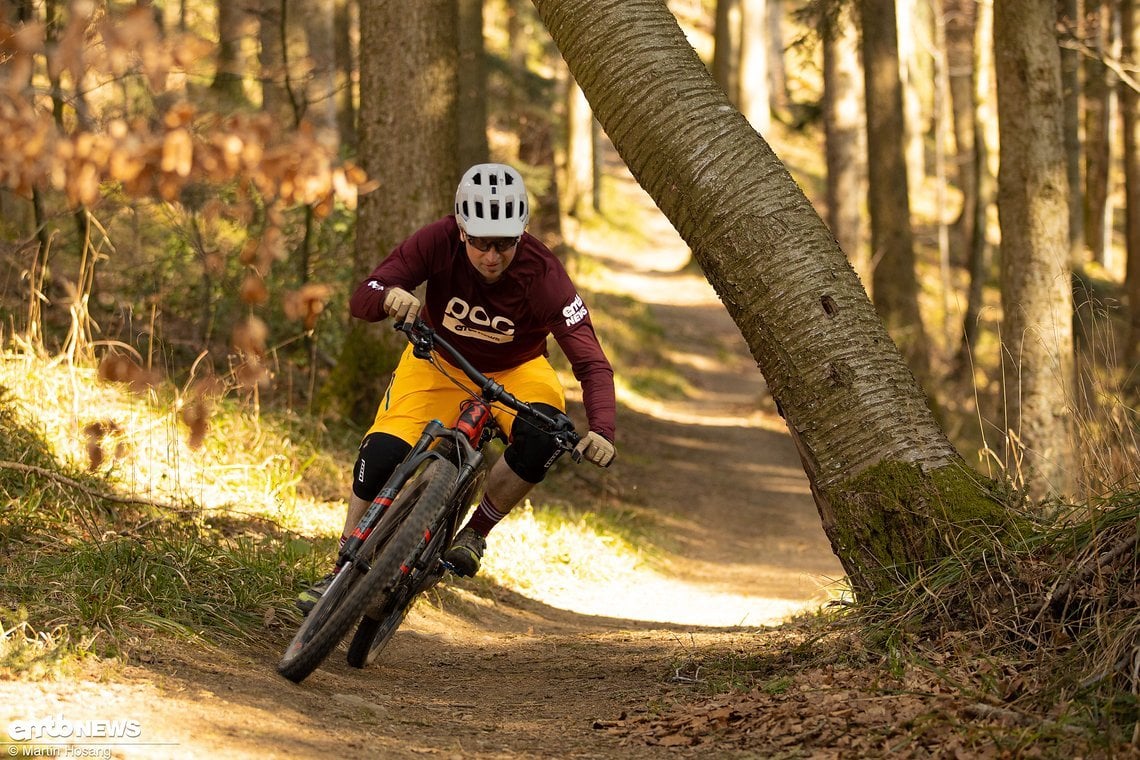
left=126, top=584, right=765, bottom=760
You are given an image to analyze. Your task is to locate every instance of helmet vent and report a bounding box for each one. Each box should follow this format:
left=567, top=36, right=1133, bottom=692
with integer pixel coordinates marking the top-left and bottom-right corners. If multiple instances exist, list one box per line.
left=490, top=202, right=500, bottom=220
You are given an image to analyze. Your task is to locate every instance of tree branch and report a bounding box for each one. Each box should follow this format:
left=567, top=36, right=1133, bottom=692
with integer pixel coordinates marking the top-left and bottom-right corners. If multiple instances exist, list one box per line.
left=0, top=460, right=180, bottom=510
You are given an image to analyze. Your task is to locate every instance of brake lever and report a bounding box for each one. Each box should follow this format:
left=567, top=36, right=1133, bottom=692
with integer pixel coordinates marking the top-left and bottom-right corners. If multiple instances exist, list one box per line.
left=399, top=319, right=434, bottom=359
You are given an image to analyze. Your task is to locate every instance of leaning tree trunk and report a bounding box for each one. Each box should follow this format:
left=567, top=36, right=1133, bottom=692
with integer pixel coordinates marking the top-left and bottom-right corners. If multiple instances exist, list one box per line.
left=531, top=0, right=1009, bottom=597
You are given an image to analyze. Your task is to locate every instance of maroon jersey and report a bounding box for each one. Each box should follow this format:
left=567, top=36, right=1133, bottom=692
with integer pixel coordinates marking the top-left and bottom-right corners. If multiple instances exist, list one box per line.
left=350, top=215, right=616, bottom=441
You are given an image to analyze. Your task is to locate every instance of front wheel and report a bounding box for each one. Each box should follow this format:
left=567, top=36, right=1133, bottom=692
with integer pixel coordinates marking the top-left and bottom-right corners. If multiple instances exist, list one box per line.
left=276, top=457, right=458, bottom=683
left=345, top=459, right=461, bottom=668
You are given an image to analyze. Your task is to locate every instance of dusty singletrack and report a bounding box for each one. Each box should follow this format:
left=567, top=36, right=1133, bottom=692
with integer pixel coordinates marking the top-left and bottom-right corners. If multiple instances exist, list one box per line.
left=2, top=171, right=843, bottom=759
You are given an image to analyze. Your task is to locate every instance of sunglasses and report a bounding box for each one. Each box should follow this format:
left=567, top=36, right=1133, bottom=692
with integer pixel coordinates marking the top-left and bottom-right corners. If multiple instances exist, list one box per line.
left=466, top=235, right=519, bottom=253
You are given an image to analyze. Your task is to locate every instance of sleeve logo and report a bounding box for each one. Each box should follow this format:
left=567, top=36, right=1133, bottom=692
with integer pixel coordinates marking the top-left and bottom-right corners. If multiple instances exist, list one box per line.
left=563, top=294, right=588, bottom=327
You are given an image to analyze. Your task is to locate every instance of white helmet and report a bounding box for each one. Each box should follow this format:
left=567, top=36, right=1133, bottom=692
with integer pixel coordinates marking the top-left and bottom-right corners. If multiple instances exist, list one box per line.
left=454, top=163, right=529, bottom=237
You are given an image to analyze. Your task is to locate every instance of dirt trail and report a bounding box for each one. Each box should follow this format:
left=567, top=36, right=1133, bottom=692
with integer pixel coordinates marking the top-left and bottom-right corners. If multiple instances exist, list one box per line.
left=3, top=169, right=843, bottom=759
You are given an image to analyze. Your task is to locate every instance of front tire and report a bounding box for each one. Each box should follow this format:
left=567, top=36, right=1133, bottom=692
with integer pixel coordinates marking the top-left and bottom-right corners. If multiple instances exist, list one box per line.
left=345, top=459, right=461, bottom=668
left=276, top=457, right=458, bottom=683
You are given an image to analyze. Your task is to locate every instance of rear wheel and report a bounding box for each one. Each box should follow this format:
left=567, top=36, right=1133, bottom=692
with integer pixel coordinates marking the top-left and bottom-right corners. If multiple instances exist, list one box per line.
left=276, top=457, right=458, bottom=683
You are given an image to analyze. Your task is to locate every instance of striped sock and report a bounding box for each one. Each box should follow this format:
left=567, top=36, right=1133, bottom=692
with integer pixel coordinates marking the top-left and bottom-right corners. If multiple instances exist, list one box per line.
left=467, top=495, right=509, bottom=537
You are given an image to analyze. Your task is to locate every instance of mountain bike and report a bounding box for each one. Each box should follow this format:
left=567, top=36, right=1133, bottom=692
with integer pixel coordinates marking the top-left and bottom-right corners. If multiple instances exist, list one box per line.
left=276, top=318, right=582, bottom=684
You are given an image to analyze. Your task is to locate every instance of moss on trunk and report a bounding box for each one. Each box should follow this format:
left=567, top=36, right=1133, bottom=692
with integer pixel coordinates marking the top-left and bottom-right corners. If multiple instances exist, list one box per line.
left=825, top=460, right=1016, bottom=596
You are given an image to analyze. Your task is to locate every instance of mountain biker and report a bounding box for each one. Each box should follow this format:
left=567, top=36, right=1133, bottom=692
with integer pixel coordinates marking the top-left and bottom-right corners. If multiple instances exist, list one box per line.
left=297, top=162, right=616, bottom=613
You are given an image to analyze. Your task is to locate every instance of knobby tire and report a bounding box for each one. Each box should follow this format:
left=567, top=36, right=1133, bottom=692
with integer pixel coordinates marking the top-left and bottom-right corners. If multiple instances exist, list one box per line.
left=345, top=459, right=462, bottom=667
left=276, top=457, right=459, bottom=683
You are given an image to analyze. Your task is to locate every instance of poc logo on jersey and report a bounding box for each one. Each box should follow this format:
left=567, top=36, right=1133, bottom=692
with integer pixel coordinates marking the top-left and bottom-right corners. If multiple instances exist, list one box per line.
left=563, top=294, right=588, bottom=327
left=444, top=297, right=516, bottom=344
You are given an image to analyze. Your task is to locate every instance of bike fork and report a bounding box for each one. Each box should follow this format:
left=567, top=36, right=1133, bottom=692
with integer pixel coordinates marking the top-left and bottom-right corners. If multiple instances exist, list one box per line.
left=339, top=420, right=448, bottom=569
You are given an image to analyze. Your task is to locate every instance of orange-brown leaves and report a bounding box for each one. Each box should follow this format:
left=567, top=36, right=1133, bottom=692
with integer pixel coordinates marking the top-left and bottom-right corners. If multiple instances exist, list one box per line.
left=97, top=352, right=160, bottom=394
left=231, top=316, right=270, bottom=389
left=0, top=12, right=371, bottom=213
left=83, top=419, right=126, bottom=470
left=283, top=284, right=332, bottom=330
left=179, top=394, right=210, bottom=450
left=239, top=273, right=269, bottom=306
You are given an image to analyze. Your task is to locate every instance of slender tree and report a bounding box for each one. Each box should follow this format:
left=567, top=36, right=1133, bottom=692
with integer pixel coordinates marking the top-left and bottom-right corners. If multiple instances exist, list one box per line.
left=859, top=0, right=931, bottom=383
left=952, top=0, right=995, bottom=374
left=994, top=0, right=1076, bottom=497
left=767, top=0, right=789, bottom=118
left=820, top=0, right=867, bottom=285
left=1059, top=0, right=1084, bottom=268
left=257, top=0, right=289, bottom=122
left=712, top=0, right=741, bottom=102
left=945, top=0, right=977, bottom=266
left=1123, top=0, right=1140, bottom=363
left=211, top=0, right=248, bottom=104
left=458, top=0, right=490, bottom=168
left=301, top=0, right=339, bottom=139
left=334, top=0, right=357, bottom=150
left=1084, top=0, right=1113, bottom=268
left=531, top=0, right=1010, bottom=597
left=738, top=0, right=770, bottom=135
left=565, top=78, right=595, bottom=219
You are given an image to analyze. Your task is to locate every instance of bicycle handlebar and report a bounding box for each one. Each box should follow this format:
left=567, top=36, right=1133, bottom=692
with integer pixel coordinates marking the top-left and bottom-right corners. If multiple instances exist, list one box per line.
left=396, top=319, right=581, bottom=454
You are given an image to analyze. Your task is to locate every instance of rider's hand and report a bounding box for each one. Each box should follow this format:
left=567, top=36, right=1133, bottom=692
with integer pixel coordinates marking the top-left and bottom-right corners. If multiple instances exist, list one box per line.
left=574, top=431, right=615, bottom=468
left=383, top=287, right=421, bottom=324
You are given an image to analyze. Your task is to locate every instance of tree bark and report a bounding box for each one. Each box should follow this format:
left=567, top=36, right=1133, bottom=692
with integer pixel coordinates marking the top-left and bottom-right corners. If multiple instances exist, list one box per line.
left=531, top=0, right=1009, bottom=597
left=356, top=0, right=458, bottom=264
left=994, top=0, right=1076, bottom=498
left=338, top=0, right=460, bottom=424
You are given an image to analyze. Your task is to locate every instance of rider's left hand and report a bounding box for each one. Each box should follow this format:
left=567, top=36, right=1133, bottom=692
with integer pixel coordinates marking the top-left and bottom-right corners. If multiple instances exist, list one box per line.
left=574, top=431, right=615, bottom=468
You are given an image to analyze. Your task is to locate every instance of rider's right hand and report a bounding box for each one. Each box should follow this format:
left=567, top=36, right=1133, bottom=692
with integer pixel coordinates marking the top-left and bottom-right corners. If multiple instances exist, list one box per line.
left=383, top=287, right=421, bottom=324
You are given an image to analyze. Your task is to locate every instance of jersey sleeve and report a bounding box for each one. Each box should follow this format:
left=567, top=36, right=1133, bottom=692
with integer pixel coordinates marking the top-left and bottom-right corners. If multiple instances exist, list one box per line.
left=543, top=278, right=617, bottom=442
left=349, top=217, right=453, bottom=322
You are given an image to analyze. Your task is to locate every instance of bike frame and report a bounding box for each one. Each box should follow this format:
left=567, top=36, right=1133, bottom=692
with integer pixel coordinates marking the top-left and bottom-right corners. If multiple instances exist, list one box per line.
left=277, top=318, right=581, bottom=681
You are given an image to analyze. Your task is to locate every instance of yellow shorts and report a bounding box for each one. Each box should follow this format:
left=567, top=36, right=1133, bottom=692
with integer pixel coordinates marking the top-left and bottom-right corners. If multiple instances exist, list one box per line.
left=366, top=344, right=566, bottom=445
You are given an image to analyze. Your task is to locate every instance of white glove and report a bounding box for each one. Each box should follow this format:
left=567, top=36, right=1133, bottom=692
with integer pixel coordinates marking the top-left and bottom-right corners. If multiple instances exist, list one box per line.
left=382, top=287, right=421, bottom=324
left=574, top=431, right=615, bottom=468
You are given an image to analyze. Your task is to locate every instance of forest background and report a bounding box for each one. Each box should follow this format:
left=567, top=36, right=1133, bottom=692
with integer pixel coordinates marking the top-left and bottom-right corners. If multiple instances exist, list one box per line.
left=0, top=0, right=1139, bottom=754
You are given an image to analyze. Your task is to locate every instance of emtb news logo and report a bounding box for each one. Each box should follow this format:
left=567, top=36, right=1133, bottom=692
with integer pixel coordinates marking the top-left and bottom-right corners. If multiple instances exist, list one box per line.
left=6, top=715, right=142, bottom=742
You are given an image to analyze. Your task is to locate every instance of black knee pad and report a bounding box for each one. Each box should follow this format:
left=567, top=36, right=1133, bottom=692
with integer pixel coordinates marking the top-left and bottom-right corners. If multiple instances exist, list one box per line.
left=503, top=403, right=564, bottom=484
left=352, top=432, right=412, bottom=501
